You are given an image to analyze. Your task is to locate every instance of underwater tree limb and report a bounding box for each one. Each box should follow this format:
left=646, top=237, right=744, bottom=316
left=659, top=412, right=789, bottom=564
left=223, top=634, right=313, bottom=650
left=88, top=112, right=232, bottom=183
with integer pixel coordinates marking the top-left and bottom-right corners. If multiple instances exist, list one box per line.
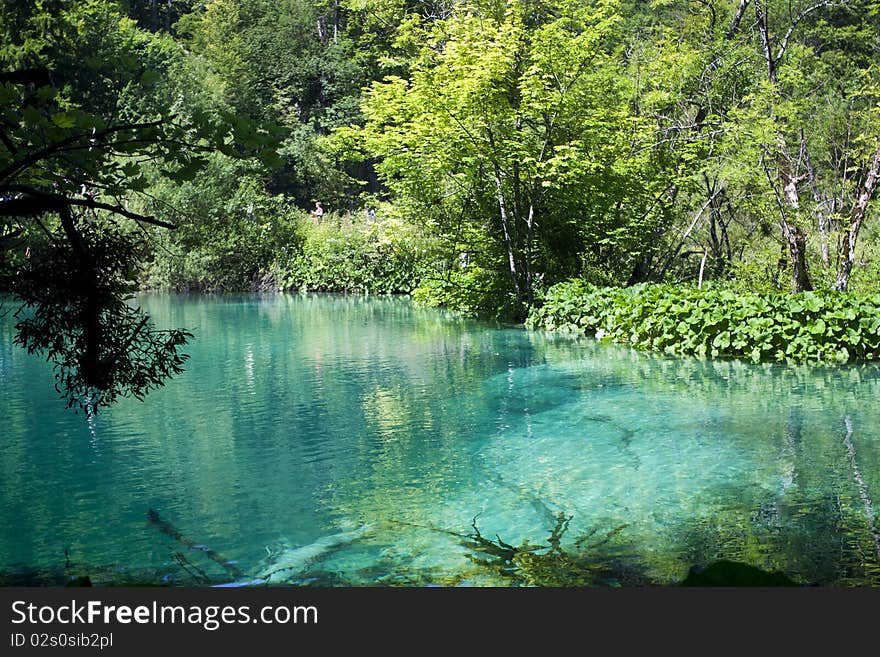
left=171, top=552, right=211, bottom=585
left=147, top=509, right=243, bottom=579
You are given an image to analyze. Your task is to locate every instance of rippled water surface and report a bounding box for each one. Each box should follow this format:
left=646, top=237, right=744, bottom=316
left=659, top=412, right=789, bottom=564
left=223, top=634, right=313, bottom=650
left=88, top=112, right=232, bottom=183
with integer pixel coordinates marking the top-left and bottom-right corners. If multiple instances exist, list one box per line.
left=2, top=294, right=879, bottom=585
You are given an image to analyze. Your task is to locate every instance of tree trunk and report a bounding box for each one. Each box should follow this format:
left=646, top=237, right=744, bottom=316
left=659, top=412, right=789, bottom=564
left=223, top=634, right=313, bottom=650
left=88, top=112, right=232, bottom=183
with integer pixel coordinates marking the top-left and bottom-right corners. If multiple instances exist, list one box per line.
left=755, top=1, right=777, bottom=84
left=782, top=222, right=813, bottom=292
left=698, top=250, right=708, bottom=289
left=150, top=0, right=159, bottom=33
left=492, top=164, right=523, bottom=307
left=836, top=144, right=880, bottom=291
left=524, top=202, right=534, bottom=305
left=727, top=0, right=752, bottom=39
left=777, top=178, right=813, bottom=293
left=165, top=0, right=172, bottom=32
left=58, top=206, right=104, bottom=389
left=756, top=2, right=818, bottom=293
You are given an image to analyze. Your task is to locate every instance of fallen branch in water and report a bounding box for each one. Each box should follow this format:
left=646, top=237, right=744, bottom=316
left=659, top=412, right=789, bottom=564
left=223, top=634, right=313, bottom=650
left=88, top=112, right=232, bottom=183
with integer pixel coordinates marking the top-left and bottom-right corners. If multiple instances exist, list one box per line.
left=147, top=508, right=243, bottom=579
left=171, top=552, right=211, bottom=585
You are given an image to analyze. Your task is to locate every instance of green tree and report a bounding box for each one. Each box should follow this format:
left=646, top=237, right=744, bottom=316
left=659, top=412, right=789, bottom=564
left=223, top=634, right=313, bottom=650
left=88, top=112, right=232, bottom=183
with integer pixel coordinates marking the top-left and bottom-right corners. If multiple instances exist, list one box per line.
left=178, top=0, right=368, bottom=206
left=0, top=0, right=276, bottom=410
left=727, top=0, right=880, bottom=292
left=349, top=0, right=665, bottom=318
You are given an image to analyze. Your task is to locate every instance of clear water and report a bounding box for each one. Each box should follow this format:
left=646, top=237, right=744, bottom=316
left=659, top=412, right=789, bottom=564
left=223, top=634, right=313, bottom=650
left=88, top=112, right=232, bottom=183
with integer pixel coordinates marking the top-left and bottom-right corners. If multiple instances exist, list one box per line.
left=1, top=294, right=879, bottom=586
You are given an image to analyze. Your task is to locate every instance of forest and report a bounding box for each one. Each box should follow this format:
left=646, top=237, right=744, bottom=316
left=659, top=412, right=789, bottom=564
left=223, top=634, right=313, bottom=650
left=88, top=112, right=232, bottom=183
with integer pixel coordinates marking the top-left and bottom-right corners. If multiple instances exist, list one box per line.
left=2, top=0, right=880, bottom=407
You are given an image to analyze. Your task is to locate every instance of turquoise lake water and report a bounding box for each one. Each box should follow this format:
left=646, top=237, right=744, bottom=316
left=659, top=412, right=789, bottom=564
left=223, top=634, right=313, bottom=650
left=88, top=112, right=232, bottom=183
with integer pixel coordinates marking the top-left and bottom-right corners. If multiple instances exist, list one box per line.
left=2, top=294, right=879, bottom=585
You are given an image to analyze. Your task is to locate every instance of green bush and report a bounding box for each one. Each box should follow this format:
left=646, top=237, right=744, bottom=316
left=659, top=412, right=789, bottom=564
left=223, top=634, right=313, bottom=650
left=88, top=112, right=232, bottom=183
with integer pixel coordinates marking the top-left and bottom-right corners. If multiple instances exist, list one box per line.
left=526, top=280, right=880, bottom=363
left=143, top=208, right=300, bottom=292
left=142, top=156, right=301, bottom=292
left=412, top=266, right=522, bottom=320
left=278, top=214, right=434, bottom=294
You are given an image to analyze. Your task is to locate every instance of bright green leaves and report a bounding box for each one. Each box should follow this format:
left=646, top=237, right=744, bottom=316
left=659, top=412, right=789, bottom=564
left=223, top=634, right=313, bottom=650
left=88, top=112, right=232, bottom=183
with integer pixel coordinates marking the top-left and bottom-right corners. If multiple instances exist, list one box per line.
left=712, top=331, right=732, bottom=350
left=282, top=214, right=435, bottom=295
left=353, top=0, right=647, bottom=313
left=808, top=318, right=827, bottom=335
left=527, top=280, right=880, bottom=364
left=49, top=112, right=77, bottom=129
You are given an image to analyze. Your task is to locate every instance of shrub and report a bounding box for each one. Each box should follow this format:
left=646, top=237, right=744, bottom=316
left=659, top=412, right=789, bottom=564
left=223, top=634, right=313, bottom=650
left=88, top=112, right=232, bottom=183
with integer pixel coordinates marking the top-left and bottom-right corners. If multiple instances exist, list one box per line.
left=142, top=156, right=301, bottom=292
left=278, top=214, right=435, bottom=294
left=143, top=206, right=300, bottom=292
left=412, top=266, right=521, bottom=320
left=526, top=280, right=880, bottom=363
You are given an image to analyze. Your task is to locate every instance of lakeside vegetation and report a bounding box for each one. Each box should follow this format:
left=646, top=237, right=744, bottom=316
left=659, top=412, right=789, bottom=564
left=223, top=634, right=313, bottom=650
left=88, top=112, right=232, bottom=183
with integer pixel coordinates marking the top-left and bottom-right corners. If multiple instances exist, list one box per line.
left=527, top=280, right=880, bottom=363
left=2, top=0, right=880, bottom=400
left=143, top=205, right=436, bottom=294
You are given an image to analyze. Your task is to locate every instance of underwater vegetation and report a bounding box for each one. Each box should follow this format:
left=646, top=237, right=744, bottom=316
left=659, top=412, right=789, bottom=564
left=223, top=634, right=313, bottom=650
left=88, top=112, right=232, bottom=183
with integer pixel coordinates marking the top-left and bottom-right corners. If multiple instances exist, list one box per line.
left=4, top=498, right=878, bottom=588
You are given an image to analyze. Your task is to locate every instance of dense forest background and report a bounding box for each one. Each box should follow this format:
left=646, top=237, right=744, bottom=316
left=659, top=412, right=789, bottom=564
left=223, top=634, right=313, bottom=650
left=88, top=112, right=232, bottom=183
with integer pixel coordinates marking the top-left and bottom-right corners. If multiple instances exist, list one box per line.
left=2, top=0, right=880, bottom=404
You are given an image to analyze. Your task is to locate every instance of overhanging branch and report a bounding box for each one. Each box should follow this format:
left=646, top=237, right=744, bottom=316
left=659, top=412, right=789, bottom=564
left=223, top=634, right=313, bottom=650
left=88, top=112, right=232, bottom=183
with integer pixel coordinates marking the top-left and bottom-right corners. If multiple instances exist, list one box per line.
left=0, top=188, right=176, bottom=229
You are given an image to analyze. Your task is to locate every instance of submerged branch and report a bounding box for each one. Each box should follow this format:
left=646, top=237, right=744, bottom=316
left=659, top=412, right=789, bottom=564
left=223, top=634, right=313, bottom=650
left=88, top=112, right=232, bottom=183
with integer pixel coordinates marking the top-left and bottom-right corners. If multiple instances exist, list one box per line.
left=147, top=508, right=243, bottom=579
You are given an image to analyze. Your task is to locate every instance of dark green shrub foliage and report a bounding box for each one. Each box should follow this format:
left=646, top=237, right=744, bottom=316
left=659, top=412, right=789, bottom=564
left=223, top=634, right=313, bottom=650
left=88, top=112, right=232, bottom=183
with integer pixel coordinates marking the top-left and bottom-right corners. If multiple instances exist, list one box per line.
left=412, top=266, right=523, bottom=320
left=527, top=281, right=880, bottom=363
left=142, top=158, right=301, bottom=292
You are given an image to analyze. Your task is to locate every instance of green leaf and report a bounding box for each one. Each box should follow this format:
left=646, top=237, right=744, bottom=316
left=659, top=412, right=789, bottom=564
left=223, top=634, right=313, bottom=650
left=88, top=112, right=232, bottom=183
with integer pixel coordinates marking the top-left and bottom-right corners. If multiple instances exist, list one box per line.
left=22, top=105, right=44, bottom=126
left=51, top=113, right=76, bottom=129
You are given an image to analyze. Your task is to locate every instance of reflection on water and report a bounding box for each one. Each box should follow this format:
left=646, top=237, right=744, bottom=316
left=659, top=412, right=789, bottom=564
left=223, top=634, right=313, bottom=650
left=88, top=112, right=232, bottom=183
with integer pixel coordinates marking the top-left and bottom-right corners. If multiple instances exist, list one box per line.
left=1, top=293, right=879, bottom=585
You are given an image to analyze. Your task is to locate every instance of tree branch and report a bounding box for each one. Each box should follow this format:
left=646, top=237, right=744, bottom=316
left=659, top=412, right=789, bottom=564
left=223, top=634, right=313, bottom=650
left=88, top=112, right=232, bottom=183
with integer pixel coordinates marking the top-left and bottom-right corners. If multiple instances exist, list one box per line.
left=755, top=0, right=776, bottom=83
left=0, top=188, right=176, bottom=229
left=0, top=119, right=168, bottom=184
left=726, top=0, right=752, bottom=39
left=775, top=1, right=835, bottom=68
